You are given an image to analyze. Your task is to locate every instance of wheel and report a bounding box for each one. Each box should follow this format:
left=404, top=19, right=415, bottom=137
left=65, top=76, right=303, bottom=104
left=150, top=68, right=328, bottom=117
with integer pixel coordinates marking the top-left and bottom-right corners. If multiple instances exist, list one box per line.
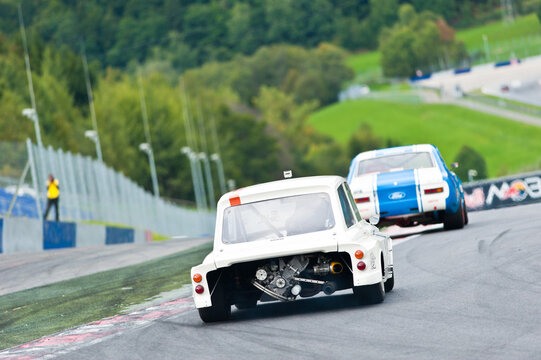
left=198, top=285, right=231, bottom=323
left=353, top=280, right=385, bottom=305
left=443, top=199, right=465, bottom=230
left=384, top=272, right=394, bottom=293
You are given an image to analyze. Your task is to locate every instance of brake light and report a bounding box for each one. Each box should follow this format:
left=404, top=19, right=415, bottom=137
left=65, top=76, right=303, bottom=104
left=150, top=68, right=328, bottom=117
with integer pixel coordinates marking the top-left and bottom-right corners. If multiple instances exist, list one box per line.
left=193, top=273, right=202, bottom=283
left=355, top=197, right=370, bottom=204
left=357, top=261, right=366, bottom=271
left=424, top=187, right=443, bottom=194
left=195, top=285, right=204, bottom=294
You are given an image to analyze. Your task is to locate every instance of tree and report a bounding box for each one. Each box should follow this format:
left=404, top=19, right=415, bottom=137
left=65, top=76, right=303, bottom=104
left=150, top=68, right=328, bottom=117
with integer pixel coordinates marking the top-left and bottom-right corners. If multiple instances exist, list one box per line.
left=347, top=124, right=383, bottom=159
left=453, top=145, right=487, bottom=182
left=216, top=105, right=281, bottom=187
left=379, top=5, right=467, bottom=77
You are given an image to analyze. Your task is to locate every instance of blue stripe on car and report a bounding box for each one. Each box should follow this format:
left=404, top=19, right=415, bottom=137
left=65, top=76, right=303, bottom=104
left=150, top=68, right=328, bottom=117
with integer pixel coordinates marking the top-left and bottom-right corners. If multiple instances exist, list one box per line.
left=376, top=170, right=419, bottom=217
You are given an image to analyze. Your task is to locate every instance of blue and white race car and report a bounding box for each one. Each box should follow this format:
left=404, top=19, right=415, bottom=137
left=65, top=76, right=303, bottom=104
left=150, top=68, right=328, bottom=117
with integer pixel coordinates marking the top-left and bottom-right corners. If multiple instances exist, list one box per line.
left=347, top=144, right=468, bottom=230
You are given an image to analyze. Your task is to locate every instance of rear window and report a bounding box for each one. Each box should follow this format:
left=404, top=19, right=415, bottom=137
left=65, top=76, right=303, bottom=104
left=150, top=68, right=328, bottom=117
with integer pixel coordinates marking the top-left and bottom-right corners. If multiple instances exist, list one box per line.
left=222, top=193, right=335, bottom=244
left=356, top=152, right=434, bottom=176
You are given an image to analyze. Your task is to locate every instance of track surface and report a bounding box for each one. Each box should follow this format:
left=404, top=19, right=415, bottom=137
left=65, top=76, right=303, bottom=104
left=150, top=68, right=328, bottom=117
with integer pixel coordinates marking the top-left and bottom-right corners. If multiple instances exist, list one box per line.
left=6, top=203, right=541, bottom=359
left=0, top=237, right=210, bottom=296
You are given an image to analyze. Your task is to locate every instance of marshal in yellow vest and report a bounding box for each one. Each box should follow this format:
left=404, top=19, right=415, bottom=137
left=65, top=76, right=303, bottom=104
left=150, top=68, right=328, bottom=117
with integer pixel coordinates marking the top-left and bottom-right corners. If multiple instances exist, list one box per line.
left=46, top=179, right=59, bottom=199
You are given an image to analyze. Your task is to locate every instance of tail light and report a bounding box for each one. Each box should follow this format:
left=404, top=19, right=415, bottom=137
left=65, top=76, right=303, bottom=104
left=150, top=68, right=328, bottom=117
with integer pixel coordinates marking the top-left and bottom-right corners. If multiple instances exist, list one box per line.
left=424, top=187, right=443, bottom=194
left=193, top=273, right=202, bottom=283
left=195, top=285, right=204, bottom=294
left=355, top=250, right=364, bottom=259
left=357, top=261, right=366, bottom=271
left=355, top=197, right=370, bottom=204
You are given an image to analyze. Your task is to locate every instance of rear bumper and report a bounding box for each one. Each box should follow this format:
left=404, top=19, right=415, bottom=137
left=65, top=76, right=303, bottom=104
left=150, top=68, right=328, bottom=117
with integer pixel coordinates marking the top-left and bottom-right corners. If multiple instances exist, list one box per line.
left=355, top=194, right=447, bottom=226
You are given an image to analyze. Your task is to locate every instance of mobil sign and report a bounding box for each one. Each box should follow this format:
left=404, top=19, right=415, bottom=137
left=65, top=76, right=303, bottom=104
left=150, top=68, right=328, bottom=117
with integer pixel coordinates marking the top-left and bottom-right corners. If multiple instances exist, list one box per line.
left=463, top=171, right=541, bottom=211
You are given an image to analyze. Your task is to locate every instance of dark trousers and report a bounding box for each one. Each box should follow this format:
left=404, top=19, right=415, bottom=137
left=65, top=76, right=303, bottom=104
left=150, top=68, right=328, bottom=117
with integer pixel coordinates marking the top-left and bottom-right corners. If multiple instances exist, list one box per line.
left=44, top=197, right=59, bottom=221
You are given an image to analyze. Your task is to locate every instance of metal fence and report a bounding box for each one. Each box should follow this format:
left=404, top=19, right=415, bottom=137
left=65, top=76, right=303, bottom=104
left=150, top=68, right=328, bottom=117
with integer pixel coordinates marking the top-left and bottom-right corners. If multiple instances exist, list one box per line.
left=1, top=139, right=215, bottom=237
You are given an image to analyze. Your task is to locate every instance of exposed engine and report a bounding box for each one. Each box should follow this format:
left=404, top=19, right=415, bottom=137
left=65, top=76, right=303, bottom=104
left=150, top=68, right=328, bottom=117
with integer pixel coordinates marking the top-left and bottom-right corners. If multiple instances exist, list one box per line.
left=251, top=254, right=344, bottom=301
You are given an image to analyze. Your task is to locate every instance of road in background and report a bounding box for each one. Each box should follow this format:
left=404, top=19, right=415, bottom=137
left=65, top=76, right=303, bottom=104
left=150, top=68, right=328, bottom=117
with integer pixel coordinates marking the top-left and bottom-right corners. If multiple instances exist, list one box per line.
left=418, top=56, right=541, bottom=96
left=34, top=202, right=541, bottom=360
left=0, top=237, right=211, bottom=296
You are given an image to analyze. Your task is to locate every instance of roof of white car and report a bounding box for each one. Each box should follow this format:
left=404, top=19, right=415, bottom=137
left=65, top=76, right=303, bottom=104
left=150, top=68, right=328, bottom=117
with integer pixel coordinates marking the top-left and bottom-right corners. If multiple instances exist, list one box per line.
left=217, top=175, right=344, bottom=208
left=351, top=144, right=437, bottom=163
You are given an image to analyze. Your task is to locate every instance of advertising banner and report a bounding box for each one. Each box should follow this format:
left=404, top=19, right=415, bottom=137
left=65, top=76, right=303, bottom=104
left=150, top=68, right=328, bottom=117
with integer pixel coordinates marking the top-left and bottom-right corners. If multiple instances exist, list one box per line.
left=463, top=171, right=541, bottom=211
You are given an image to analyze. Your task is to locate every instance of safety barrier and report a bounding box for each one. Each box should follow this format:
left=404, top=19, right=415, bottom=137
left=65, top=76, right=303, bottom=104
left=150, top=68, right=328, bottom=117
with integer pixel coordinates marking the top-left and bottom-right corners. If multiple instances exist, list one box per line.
left=20, top=140, right=215, bottom=237
left=0, top=218, right=150, bottom=254
left=463, top=170, right=541, bottom=211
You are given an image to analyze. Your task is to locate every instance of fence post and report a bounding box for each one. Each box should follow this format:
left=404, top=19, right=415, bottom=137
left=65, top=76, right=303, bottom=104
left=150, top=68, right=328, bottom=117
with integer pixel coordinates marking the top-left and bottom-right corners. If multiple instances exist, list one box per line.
left=25, top=139, right=41, bottom=218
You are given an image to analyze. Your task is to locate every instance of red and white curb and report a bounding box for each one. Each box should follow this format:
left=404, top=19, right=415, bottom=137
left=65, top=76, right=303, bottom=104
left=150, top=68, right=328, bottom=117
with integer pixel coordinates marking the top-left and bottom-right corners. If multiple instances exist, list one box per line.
left=0, top=297, right=195, bottom=360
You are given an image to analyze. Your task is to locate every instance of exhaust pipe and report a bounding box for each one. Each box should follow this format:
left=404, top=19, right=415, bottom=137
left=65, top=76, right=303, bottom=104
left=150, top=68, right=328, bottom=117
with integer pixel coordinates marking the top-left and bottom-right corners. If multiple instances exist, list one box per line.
left=330, top=262, right=343, bottom=275
left=322, top=281, right=336, bottom=295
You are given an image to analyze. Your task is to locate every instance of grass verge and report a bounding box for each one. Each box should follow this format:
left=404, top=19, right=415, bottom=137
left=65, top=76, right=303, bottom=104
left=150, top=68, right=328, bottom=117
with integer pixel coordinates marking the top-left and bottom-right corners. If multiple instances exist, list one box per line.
left=309, top=99, right=541, bottom=177
left=0, top=242, right=212, bottom=350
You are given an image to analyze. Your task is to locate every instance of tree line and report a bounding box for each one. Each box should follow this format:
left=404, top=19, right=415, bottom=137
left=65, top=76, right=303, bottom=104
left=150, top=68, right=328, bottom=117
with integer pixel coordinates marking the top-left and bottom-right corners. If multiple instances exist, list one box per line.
left=0, top=0, right=511, bottom=71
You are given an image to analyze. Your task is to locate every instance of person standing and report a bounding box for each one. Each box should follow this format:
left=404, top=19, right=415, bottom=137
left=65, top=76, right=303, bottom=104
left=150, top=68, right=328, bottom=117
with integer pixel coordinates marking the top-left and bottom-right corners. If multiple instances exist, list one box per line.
left=43, top=174, right=60, bottom=221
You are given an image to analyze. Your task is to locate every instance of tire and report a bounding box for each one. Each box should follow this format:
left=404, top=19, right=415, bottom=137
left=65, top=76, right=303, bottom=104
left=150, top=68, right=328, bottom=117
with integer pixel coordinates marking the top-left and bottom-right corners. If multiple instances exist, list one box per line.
left=443, top=199, right=465, bottom=230
left=353, top=280, right=385, bottom=305
left=198, top=285, right=231, bottom=323
left=384, top=272, right=394, bottom=293
left=464, top=201, right=469, bottom=225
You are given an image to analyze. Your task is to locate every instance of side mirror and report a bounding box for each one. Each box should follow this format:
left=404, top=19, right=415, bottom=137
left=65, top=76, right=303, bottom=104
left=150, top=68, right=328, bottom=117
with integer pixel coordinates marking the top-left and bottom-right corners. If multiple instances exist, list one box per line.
left=451, top=162, right=459, bottom=169
left=369, top=215, right=380, bottom=226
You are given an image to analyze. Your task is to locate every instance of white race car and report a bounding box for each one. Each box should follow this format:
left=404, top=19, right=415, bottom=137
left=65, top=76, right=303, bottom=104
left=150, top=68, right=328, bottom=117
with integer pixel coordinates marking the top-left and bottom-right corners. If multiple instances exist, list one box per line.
left=191, top=176, right=394, bottom=322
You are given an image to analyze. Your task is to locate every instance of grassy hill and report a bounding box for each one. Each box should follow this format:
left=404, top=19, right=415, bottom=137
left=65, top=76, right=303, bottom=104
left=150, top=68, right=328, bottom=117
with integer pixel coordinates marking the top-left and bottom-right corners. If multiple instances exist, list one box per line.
left=346, top=13, right=541, bottom=74
left=309, top=99, right=541, bottom=178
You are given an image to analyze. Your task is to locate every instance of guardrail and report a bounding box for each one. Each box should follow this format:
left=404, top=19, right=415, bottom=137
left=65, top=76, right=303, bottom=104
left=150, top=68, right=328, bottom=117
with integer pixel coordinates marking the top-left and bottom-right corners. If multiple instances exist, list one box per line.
left=463, top=170, right=541, bottom=211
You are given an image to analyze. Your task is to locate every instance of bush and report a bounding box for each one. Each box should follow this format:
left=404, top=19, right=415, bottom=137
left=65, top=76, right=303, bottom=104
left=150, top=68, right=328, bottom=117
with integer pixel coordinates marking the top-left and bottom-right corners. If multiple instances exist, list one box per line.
left=453, top=145, right=487, bottom=182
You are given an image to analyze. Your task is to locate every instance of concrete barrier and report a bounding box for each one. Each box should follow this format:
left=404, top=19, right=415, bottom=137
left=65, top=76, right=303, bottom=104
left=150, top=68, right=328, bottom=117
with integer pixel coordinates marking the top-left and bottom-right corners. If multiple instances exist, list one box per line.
left=2, top=217, right=43, bottom=254
left=464, top=170, right=541, bottom=211
left=106, top=227, right=134, bottom=245
left=0, top=218, right=154, bottom=255
left=76, top=223, right=106, bottom=248
left=43, top=221, right=76, bottom=250
left=0, top=218, right=3, bottom=254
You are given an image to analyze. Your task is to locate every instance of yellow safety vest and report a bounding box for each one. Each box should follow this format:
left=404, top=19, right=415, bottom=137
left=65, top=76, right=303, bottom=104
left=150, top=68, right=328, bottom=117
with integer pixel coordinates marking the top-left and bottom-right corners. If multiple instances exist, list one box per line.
left=47, top=179, right=60, bottom=199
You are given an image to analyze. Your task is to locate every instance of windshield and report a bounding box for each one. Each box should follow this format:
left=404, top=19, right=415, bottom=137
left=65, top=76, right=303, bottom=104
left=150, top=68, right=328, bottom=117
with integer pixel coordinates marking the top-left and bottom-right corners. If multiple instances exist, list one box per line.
left=222, top=192, right=335, bottom=244
left=356, top=152, right=434, bottom=176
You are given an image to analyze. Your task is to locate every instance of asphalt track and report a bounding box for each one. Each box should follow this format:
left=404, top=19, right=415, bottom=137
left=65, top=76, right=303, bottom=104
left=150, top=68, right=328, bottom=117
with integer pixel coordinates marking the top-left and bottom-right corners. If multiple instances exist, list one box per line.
left=3, top=203, right=541, bottom=359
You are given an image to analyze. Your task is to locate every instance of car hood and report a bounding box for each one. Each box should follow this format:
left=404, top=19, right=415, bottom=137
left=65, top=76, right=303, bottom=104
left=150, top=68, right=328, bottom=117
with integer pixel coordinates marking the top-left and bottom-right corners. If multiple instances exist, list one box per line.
left=213, top=230, right=338, bottom=268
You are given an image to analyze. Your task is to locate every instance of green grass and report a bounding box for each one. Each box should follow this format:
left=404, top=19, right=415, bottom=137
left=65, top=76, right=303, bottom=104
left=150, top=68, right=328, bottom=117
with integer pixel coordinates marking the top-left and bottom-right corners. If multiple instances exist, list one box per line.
left=0, top=242, right=212, bottom=350
left=345, top=51, right=381, bottom=74
left=309, top=99, right=541, bottom=177
left=456, top=13, right=541, bottom=51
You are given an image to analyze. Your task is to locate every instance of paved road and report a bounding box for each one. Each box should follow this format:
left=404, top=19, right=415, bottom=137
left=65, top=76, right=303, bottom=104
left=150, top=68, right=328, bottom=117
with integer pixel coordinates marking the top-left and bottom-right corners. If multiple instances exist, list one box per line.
left=43, top=202, right=541, bottom=360
left=0, top=237, right=211, bottom=296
